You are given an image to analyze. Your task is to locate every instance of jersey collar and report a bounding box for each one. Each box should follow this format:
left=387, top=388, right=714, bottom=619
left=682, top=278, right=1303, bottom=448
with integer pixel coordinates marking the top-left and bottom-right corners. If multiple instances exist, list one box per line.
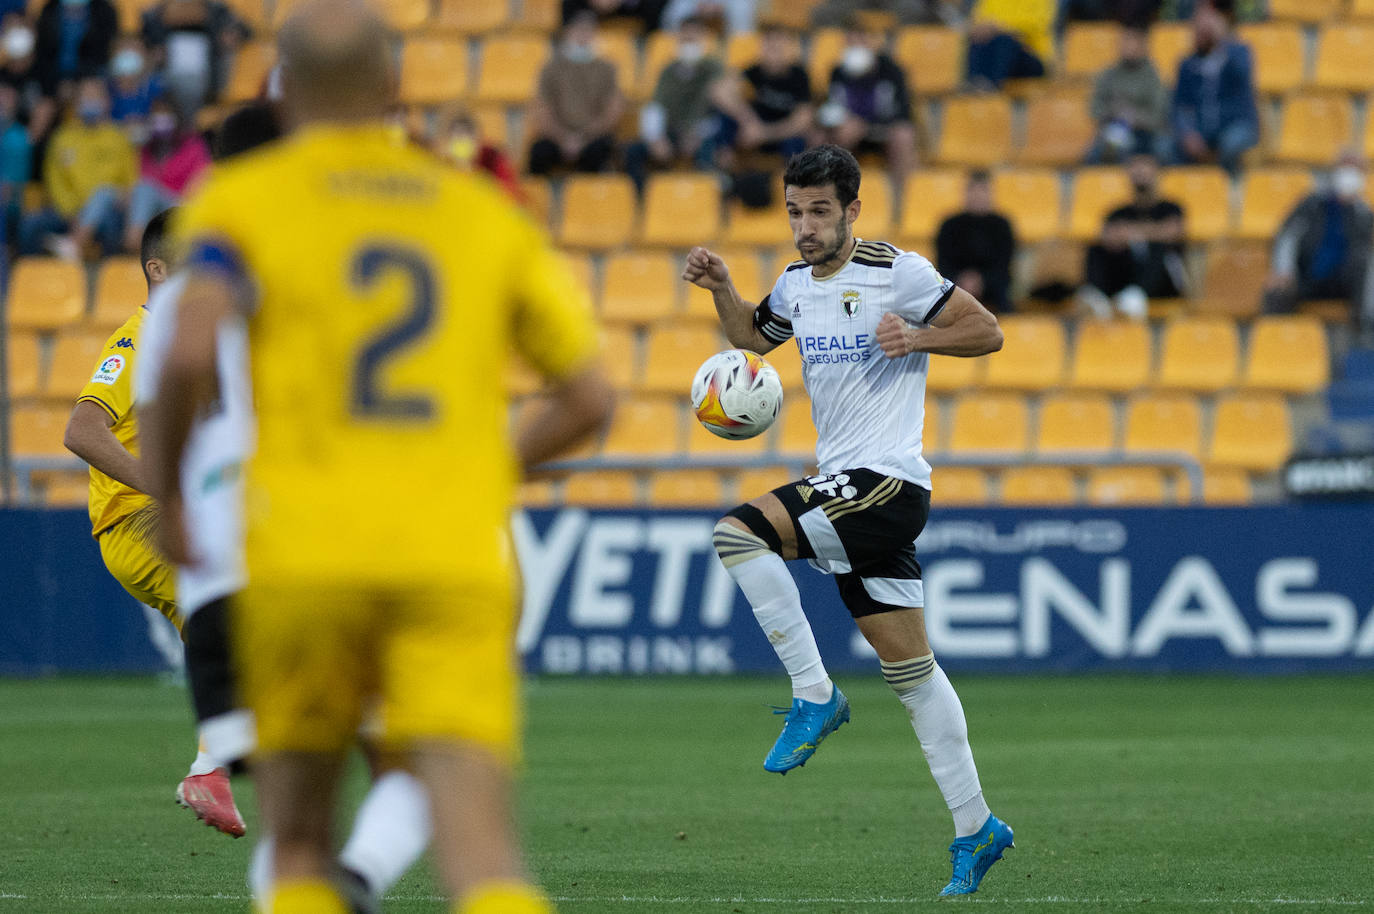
left=810, top=237, right=861, bottom=283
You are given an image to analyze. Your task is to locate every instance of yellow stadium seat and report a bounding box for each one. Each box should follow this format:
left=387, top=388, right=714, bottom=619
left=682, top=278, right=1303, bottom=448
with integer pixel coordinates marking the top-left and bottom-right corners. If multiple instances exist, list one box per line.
left=991, top=168, right=1061, bottom=243
left=7, top=259, right=85, bottom=331
left=563, top=253, right=598, bottom=303
left=36, top=469, right=90, bottom=507
left=474, top=35, right=549, bottom=104
left=91, top=258, right=146, bottom=331
left=686, top=415, right=770, bottom=456
left=1061, top=22, right=1121, bottom=78
left=519, top=177, right=552, bottom=227
left=1158, top=167, right=1230, bottom=242
left=1203, top=467, right=1251, bottom=504
left=726, top=33, right=763, bottom=71
left=513, top=0, right=559, bottom=32
left=597, top=31, right=640, bottom=98
left=923, top=396, right=942, bottom=451
left=1087, top=466, right=1168, bottom=505
left=855, top=177, right=896, bottom=240
left=1068, top=319, right=1152, bottom=392
left=898, top=169, right=967, bottom=245
left=1314, top=23, right=1374, bottom=90
left=436, top=0, right=510, bottom=33
left=601, top=252, right=677, bottom=324
left=1148, top=22, right=1193, bottom=84
left=1236, top=22, right=1305, bottom=95
left=1268, top=0, right=1342, bottom=20
left=1156, top=317, right=1240, bottom=392
left=1198, top=240, right=1268, bottom=317
left=937, top=96, right=1013, bottom=168
left=9, top=403, right=70, bottom=457
left=931, top=467, right=991, bottom=504
left=1036, top=392, right=1115, bottom=455
left=893, top=26, right=963, bottom=96
left=557, top=174, right=636, bottom=250
left=1208, top=393, right=1292, bottom=472
left=601, top=395, right=684, bottom=455
left=220, top=0, right=265, bottom=30
left=224, top=40, right=275, bottom=103
left=776, top=393, right=815, bottom=454
left=770, top=348, right=805, bottom=393
left=948, top=393, right=1030, bottom=454
left=598, top=325, right=638, bottom=390
left=1017, top=92, right=1096, bottom=167
left=1234, top=168, right=1313, bottom=241
left=1023, top=239, right=1085, bottom=305
left=1353, top=0, right=1374, bottom=17
left=1124, top=393, right=1203, bottom=461
left=1067, top=167, right=1132, bottom=240
left=806, top=29, right=847, bottom=96
left=7, top=332, right=40, bottom=400
left=563, top=470, right=639, bottom=506
left=925, top=352, right=986, bottom=394
left=1273, top=93, right=1353, bottom=166
left=379, top=0, right=430, bottom=30
left=649, top=470, right=728, bottom=507
left=685, top=247, right=764, bottom=322
left=1000, top=466, right=1077, bottom=505
left=1242, top=315, right=1329, bottom=394
left=399, top=39, right=468, bottom=105
left=468, top=103, right=510, bottom=150
left=640, top=325, right=725, bottom=393
left=46, top=331, right=109, bottom=401
left=517, top=479, right=557, bottom=507
left=735, top=466, right=799, bottom=499
left=640, top=174, right=722, bottom=247
left=981, top=315, right=1066, bottom=391
left=725, top=198, right=793, bottom=247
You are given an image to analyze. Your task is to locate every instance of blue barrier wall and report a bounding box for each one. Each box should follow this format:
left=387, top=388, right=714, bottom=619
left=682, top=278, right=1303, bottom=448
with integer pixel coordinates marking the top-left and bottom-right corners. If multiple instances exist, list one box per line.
left=4, top=506, right=1372, bottom=675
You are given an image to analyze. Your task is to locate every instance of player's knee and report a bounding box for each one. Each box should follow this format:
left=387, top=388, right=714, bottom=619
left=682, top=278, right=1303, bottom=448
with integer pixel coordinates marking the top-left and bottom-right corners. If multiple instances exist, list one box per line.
left=880, top=653, right=937, bottom=695
left=713, top=503, right=784, bottom=567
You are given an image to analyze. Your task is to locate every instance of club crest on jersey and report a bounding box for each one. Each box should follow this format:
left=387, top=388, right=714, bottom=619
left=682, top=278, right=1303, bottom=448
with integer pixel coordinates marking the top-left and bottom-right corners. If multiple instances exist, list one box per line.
left=841, top=289, right=862, bottom=318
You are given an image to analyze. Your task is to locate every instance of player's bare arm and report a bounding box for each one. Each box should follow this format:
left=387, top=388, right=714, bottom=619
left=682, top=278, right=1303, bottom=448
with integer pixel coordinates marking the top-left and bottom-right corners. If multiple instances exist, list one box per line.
left=518, top=363, right=616, bottom=477
left=682, top=246, right=779, bottom=354
left=875, top=287, right=1003, bottom=359
left=64, top=400, right=148, bottom=492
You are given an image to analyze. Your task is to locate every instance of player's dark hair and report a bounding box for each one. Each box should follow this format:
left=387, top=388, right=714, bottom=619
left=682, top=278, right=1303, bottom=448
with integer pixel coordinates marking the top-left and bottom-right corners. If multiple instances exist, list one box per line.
left=141, top=207, right=179, bottom=287
left=783, top=144, right=861, bottom=207
left=213, top=102, right=283, bottom=161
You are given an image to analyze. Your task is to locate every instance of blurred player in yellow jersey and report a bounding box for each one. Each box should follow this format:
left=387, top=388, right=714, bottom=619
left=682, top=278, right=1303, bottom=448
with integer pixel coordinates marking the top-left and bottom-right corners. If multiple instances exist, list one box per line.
left=141, top=2, right=615, bottom=912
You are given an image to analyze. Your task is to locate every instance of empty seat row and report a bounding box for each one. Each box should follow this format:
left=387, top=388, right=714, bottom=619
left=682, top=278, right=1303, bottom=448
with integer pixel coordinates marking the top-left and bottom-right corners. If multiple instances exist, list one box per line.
left=3, top=257, right=148, bottom=334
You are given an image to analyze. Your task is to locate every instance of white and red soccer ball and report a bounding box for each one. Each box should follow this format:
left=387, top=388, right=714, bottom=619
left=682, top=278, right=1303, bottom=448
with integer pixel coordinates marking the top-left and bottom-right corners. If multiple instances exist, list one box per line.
left=690, top=349, right=783, bottom=440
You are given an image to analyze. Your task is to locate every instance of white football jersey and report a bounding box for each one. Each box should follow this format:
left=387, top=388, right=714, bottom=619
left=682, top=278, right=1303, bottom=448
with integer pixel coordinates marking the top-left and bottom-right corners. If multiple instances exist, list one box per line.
left=756, top=239, right=953, bottom=490
left=134, top=274, right=254, bottom=615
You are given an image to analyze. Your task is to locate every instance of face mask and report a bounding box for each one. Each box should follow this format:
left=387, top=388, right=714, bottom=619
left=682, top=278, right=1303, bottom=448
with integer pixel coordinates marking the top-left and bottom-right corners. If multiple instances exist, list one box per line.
left=3, top=27, right=34, bottom=59
left=449, top=134, right=476, bottom=166
left=563, top=41, right=595, bottom=63
left=677, top=41, right=704, bottom=65
left=150, top=112, right=177, bottom=137
left=78, top=102, right=103, bottom=125
left=1333, top=166, right=1365, bottom=199
left=112, top=49, right=144, bottom=78
left=841, top=45, right=875, bottom=76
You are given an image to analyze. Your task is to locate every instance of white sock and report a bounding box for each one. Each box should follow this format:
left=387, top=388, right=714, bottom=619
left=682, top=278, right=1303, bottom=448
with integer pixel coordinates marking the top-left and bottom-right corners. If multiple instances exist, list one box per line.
left=248, top=834, right=272, bottom=902
left=198, top=709, right=256, bottom=770
left=338, top=771, right=432, bottom=895
left=187, top=745, right=217, bottom=777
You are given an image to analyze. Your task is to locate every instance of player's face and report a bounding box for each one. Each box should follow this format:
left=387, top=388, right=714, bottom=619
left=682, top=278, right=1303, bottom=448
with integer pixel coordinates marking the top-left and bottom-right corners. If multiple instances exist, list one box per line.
left=785, top=184, right=858, bottom=268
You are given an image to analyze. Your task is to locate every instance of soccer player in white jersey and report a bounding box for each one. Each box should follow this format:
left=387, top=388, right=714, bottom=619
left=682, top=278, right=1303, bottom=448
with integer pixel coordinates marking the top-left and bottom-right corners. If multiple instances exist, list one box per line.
left=683, top=145, right=1012, bottom=897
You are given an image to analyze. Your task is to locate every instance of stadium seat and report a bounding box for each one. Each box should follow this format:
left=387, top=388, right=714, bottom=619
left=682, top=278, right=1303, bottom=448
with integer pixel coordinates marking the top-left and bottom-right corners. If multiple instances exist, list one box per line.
left=512, top=0, right=559, bottom=32
left=639, top=174, right=722, bottom=247
left=46, top=331, right=109, bottom=401
left=726, top=33, right=763, bottom=71
left=725, top=198, right=794, bottom=247
left=36, top=469, right=90, bottom=507
left=1158, top=167, right=1230, bottom=242
left=649, top=469, right=728, bottom=507
left=1087, top=466, right=1168, bottom=505
left=925, top=352, right=986, bottom=393
left=473, top=34, right=549, bottom=104
left=467, top=103, right=509, bottom=151
left=855, top=176, right=896, bottom=239
left=931, top=467, right=991, bottom=504
left=806, top=29, right=847, bottom=96
left=923, top=396, right=942, bottom=451
left=7, top=259, right=85, bottom=332
left=1242, top=315, right=1329, bottom=394
left=597, top=30, right=640, bottom=98
left=991, top=168, right=1061, bottom=243
left=981, top=315, right=1066, bottom=391
left=435, top=0, right=509, bottom=32
left=91, top=258, right=146, bottom=331
left=686, top=411, right=771, bottom=456
left=893, top=26, right=964, bottom=96
left=1061, top=22, right=1121, bottom=78
left=1022, top=239, right=1086, bottom=306
left=520, top=177, right=552, bottom=227
left=7, top=333, right=40, bottom=400
left=735, top=466, right=801, bottom=499
left=1198, top=241, right=1269, bottom=317
left=1067, top=167, right=1132, bottom=240
left=640, top=325, right=725, bottom=393
left=1000, top=466, right=1077, bottom=505
left=557, top=175, right=636, bottom=250
left=220, top=0, right=265, bottom=30
left=602, top=395, right=684, bottom=455
left=1313, top=23, right=1374, bottom=91
left=775, top=394, right=816, bottom=455
left=1353, top=0, right=1374, bottom=17
left=9, top=403, right=69, bottom=457
left=1156, top=317, right=1240, bottom=392
left=935, top=95, right=1013, bottom=168
left=1124, top=393, right=1203, bottom=461
left=379, top=0, right=430, bottom=30
left=399, top=38, right=468, bottom=105
left=1148, top=22, right=1193, bottom=82
left=1273, top=94, right=1353, bottom=166
left=1235, top=22, right=1305, bottom=95
left=685, top=247, right=764, bottom=322
left=517, top=479, right=557, bottom=507
left=947, top=392, right=1030, bottom=454
left=898, top=169, right=967, bottom=245
left=223, top=40, right=274, bottom=103
left=1208, top=393, right=1292, bottom=472
left=770, top=348, right=805, bottom=393
left=1268, top=0, right=1343, bottom=21
left=601, top=252, right=678, bottom=324
left=563, top=254, right=598, bottom=303
left=1036, top=392, right=1115, bottom=455
left=598, top=325, right=638, bottom=390
left=1016, top=92, right=1096, bottom=167
left=1068, top=319, right=1152, bottom=392
left=1234, top=168, right=1312, bottom=241
left=1203, top=467, right=1251, bottom=504
left=563, top=470, right=639, bottom=506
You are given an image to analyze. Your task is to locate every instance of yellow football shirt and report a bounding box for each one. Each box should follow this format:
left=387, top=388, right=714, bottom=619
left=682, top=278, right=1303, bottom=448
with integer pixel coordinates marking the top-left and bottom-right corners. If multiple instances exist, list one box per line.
left=175, top=125, right=598, bottom=584
left=77, top=308, right=153, bottom=537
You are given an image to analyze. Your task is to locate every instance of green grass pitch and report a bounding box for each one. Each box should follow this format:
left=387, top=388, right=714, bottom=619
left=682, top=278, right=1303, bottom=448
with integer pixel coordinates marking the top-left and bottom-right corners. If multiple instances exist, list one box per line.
left=1, top=675, right=1371, bottom=913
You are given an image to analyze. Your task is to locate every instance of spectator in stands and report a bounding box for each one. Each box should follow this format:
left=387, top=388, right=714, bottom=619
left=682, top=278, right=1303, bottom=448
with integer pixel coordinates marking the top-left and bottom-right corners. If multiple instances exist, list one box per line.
left=709, top=22, right=812, bottom=169
left=1079, top=152, right=1186, bottom=319
left=811, top=0, right=965, bottom=28
left=139, top=0, right=252, bottom=115
left=816, top=26, right=917, bottom=180
left=527, top=11, right=623, bottom=175
left=661, top=0, right=757, bottom=34
left=122, top=96, right=208, bottom=252
left=964, top=16, right=1046, bottom=91
left=440, top=109, right=522, bottom=202
left=19, top=77, right=135, bottom=259
left=624, top=16, right=725, bottom=192
left=108, top=37, right=164, bottom=131
left=33, top=0, right=118, bottom=97
left=1264, top=153, right=1374, bottom=333
left=1058, top=0, right=1161, bottom=28
left=0, top=83, right=30, bottom=248
left=1159, top=0, right=1262, bottom=21
left=975, top=0, right=1054, bottom=60
left=0, top=19, right=56, bottom=145
left=935, top=170, right=1015, bottom=312
left=1169, top=0, right=1257, bottom=175
left=562, top=0, right=667, bottom=32
left=1085, top=24, right=1169, bottom=163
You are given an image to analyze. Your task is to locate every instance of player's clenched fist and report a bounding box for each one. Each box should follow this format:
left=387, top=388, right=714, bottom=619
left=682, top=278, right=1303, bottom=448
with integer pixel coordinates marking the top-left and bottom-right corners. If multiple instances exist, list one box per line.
left=683, top=246, right=731, bottom=291
left=876, top=312, right=917, bottom=359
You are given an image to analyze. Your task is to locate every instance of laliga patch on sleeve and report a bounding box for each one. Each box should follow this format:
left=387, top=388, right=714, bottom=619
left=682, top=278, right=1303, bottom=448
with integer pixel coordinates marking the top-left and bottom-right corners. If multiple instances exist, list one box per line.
left=91, top=354, right=125, bottom=385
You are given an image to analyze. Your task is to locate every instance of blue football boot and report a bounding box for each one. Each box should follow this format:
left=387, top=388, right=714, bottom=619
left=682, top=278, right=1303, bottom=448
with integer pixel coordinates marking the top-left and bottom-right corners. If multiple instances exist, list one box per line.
left=763, top=685, right=850, bottom=773
left=939, top=814, right=1015, bottom=896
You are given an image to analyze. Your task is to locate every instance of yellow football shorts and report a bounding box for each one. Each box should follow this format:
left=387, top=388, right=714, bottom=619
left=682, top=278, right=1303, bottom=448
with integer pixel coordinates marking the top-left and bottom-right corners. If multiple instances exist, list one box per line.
left=97, top=504, right=181, bottom=631
left=236, top=574, right=520, bottom=762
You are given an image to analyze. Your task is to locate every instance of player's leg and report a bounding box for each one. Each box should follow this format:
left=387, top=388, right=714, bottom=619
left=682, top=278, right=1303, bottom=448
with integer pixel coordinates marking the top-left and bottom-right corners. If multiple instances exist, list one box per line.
left=336, top=745, right=432, bottom=899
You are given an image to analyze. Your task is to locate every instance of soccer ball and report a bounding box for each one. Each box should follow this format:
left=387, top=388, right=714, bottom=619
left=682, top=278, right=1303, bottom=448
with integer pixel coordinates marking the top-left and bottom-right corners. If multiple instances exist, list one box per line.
left=690, top=349, right=783, bottom=440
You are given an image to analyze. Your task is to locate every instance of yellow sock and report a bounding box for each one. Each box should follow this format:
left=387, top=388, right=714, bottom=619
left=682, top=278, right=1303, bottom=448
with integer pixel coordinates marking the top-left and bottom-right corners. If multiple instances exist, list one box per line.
left=269, top=879, right=350, bottom=914
left=454, top=881, right=553, bottom=914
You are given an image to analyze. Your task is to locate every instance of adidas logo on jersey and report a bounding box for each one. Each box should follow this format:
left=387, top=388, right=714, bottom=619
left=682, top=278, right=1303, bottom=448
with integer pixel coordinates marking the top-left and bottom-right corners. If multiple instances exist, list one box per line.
left=792, top=302, right=801, bottom=317
left=795, top=484, right=814, bottom=503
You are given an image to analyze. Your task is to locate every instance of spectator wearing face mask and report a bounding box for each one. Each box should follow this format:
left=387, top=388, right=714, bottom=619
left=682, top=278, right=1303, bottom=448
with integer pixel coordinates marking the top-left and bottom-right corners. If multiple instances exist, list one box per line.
left=122, top=97, right=207, bottom=252
left=527, top=11, right=623, bottom=175
left=0, top=19, right=56, bottom=145
left=19, top=76, right=135, bottom=259
left=439, top=110, right=522, bottom=202
left=33, top=0, right=118, bottom=96
left=1085, top=24, right=1169, bottom=164
left=710, top=22, right=812, bottom=169
left=0, top=82, right=31, bottom=247
left=140, top=0, right=253, bottom=114
left=108, top=37, right=165, bottom=130
left=1264, top=153, right=1374, bottom=334
left=816, top=27, right=917, bottom=181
